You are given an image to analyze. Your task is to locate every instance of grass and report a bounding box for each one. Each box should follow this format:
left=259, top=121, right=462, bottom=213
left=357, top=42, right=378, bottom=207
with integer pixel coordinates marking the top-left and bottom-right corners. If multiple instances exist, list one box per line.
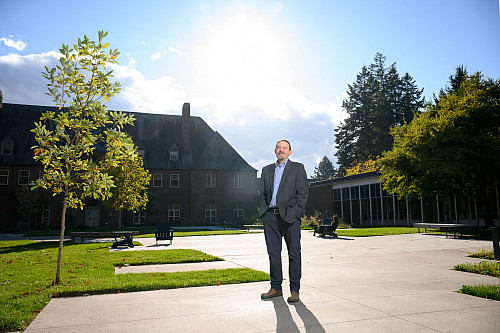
left=454, top=261, right=500, bottom=278
left=335, top=227, right=420, bottom=237
left=0, top=240, right=269, bottom=332
left=454, top=248, right=500, bottom=301
left=459, top=284, right=500, bottom=301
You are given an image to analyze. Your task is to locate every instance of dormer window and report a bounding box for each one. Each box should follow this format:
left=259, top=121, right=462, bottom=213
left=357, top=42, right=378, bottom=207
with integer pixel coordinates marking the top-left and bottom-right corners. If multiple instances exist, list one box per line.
left=169, top=145, right=179, bottom=161
left=1, top=137, right=13, bottom=155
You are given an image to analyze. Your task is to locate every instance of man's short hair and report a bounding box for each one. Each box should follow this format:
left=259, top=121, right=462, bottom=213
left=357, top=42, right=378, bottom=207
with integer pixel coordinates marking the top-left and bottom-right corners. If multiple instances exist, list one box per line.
left=276, top=139, right=291, bottom=150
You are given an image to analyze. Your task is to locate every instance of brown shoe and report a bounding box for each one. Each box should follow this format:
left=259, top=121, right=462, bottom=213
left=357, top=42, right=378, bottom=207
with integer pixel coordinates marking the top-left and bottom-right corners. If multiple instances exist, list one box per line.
left=261, top=288, right=283, bottom=299
left=287, top=290, right=300, bottom=303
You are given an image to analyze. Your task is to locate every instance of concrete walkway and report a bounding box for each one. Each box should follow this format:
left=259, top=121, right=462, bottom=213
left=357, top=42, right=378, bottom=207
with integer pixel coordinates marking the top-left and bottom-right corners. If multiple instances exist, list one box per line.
left=16, top=232, right=500, bottom=332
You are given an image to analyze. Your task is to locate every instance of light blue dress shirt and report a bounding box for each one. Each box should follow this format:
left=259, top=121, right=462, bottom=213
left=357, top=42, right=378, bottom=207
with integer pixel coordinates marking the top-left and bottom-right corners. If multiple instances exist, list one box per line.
left=269, top=159, right=288, bottom=207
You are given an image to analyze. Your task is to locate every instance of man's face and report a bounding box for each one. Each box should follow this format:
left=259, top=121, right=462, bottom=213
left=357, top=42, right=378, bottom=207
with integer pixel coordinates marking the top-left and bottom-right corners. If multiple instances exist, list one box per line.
left=275, top=141, right=292, bottom=163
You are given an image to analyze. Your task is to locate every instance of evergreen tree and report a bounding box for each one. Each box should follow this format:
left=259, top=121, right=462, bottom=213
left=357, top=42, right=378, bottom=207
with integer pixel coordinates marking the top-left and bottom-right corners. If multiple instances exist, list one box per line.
left=313, top=156, right=337, bottom=180
left=335, top=53, right=424, bottom=174
left=433, top=65, right=468, bottom=106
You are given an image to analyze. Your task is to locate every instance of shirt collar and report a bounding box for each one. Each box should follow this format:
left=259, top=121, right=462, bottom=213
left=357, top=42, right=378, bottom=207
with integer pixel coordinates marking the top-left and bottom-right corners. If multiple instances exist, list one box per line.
left=275, top=159, right=288, bottom=168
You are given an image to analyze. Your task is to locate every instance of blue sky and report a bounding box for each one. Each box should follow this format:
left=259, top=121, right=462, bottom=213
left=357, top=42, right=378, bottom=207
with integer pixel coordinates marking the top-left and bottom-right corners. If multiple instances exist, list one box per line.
left=1, top=0, right=499, bottom=176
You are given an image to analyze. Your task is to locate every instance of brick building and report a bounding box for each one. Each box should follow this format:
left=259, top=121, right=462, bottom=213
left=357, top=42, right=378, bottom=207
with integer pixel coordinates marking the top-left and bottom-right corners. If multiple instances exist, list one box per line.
left=0, top=102, right=257, bottom=231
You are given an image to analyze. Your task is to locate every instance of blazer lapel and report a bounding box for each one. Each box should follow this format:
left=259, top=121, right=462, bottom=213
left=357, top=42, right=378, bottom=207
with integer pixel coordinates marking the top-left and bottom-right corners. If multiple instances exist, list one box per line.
left=268, top=165, right=275, bottom=195
left=280, top=160, right=292, bottom=184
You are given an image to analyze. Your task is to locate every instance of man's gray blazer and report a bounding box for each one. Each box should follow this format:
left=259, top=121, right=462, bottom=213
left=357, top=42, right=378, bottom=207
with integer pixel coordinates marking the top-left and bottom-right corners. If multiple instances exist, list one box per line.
left=258, top=160, right=309, bottom=224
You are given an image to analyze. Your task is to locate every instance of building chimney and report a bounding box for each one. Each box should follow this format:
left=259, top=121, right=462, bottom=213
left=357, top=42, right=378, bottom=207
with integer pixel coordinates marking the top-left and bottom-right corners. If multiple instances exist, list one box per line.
left=182, top=102, right=191, bottom=153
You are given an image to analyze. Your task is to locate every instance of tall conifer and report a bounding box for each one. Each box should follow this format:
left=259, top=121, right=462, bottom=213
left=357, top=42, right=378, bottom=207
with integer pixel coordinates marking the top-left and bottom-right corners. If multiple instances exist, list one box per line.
left=335, top=53, right=424, bottom=173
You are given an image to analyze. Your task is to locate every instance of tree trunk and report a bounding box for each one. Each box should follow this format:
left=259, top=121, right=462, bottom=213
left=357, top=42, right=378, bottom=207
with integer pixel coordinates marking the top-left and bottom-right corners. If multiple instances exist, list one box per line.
left=55, top=199, right=68, bottom=285
left=119, top=209, right=123, bottom=230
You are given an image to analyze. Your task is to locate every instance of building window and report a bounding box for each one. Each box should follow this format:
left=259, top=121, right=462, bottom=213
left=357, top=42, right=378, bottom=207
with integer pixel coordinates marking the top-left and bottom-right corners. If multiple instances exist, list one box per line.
left=233, top=202, right=244, bottom=221
left=168, top=202, right=180, bottom=221
left=2, top=143, right=12, bottom=155
left=169, top=149, right=179, bottom=161
left=138, top=150, right=145, bottom=159
left=234, top=174, right=243, bottom=188
left=153, top=173, right=162, bottom=187
left=18, top=170, right=30, bottom=185
left=133, top=211, right=146, bottom=225
left=41, top=204, right=50, bottom=226
left=170, top=174, right=180, bottom=188
left=1, top=137, right=13, bottom=155
left=0, top=170, right=8, bottom=185
left=206, top=174, right=216, bottom=188
left=205, top=202, right=217, bottom=223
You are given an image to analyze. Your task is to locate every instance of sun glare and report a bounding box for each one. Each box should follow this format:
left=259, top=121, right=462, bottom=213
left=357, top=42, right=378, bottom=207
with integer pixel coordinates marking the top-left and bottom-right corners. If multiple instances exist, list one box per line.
left=188, top=6, right=295, bottom=119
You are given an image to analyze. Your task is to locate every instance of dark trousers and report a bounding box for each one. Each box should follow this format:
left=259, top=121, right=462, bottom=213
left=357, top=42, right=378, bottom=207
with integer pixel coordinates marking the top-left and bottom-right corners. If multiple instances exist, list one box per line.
left=263, top=212, right=301, bottom=292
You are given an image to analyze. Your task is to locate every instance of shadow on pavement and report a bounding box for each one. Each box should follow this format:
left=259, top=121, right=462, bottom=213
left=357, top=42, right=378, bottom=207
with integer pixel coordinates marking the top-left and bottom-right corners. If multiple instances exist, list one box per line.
left=271, top=297, right=326, bottom=332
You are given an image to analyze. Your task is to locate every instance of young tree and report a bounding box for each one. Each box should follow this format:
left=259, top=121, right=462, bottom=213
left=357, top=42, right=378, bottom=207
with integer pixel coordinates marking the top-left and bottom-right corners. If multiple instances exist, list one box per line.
left=313, top=155, right=337, bottom=180
left=335, top=53, right=424, bottom=173
left=102, top=139, right=151, bottom=230
left=31, top=31, right=139, bottom=284
left=380, top=72, right=500, bottom=227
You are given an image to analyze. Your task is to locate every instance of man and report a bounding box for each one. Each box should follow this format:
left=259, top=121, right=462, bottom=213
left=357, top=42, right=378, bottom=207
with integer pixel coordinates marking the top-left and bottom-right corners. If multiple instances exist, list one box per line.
left=258, top=139, right=309, bottom=303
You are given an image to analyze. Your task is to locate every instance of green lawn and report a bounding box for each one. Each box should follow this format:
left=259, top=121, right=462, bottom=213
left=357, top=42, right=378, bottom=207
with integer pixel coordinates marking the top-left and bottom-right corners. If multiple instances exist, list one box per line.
left=454, top=249, right=500, bottom=301
left=336, top=227, right=420, bottom=237
left=0, top=240, right=269, bottom=332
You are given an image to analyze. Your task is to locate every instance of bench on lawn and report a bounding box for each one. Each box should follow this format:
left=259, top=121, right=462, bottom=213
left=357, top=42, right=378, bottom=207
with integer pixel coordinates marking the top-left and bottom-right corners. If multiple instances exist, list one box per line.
left=69, top=231, right=139, bottom=248
left=314, top=217, right=339, bottom=238
left=242, top=224, right=264, bottom=231
left=413, top=223, right=476, bottom=238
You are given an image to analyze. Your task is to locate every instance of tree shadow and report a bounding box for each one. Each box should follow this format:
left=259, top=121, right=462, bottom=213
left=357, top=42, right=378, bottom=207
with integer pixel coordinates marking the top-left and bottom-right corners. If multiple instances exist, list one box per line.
left=314, top=236, right=354, bottom=241
left=0, top=240, right=59, bottom=254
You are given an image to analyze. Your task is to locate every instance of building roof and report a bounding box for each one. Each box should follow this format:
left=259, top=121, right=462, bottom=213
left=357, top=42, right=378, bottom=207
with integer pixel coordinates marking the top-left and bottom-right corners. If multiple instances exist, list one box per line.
left=309, top=171, right=380, bottom=188
left=0, top=103, right=256, bottom=172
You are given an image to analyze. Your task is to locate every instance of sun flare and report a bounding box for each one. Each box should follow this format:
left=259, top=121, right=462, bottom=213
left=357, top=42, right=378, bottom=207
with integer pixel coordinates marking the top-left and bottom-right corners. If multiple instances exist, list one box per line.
left=188, top=6, right=295, bottom=118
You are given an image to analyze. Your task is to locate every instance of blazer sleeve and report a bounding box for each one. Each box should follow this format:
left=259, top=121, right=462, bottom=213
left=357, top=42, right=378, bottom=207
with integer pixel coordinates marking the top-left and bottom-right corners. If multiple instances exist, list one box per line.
left=295, top=163, right=309, bottom=218
left=257, top=166, right=270, bottom=219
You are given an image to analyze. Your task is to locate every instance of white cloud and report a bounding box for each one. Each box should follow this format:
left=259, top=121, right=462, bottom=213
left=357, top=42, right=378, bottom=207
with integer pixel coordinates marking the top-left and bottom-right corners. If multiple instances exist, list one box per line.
left=185, top=85, right=346, bottom=175
left=0, top=51, right=59, bottom=105
left=128, top=57, right=136, bottom=67
left=168, top=46, right=183, bottom=56
left=109, top=63, right=186, bottom=113
left=151, top=51, right=163, bottom=61
left=0, top=37, right=27, bottom=51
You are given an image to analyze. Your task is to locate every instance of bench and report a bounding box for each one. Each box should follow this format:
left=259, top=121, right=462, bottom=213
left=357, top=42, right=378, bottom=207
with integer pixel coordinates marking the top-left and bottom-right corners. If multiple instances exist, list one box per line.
left=413, top=223, right=476, bottom=238
left=242, top=224, right=264, bottom=231
left=314, top=218, right=339, bottom=238
left=69, top=231, right=139, bottom=248
left=155, top=222, right=174, bottom=245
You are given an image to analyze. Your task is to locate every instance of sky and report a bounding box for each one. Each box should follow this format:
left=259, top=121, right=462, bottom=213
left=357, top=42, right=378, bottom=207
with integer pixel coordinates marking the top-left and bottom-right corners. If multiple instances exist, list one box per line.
left=1, top=0, right=499, bottom=177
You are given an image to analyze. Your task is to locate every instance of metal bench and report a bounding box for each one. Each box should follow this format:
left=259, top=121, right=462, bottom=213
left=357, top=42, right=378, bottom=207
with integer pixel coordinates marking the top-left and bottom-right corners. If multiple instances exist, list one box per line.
left=242, top=224, right=264, bottom=231
left=69, top=231, right=139, bottom=248
left=413, top=223, right=476, bottom=238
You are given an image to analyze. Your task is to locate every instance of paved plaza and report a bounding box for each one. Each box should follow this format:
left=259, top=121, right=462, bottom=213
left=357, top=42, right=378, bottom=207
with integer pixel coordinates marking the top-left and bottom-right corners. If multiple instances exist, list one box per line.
left=10, top=231, right=500, bottom=332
